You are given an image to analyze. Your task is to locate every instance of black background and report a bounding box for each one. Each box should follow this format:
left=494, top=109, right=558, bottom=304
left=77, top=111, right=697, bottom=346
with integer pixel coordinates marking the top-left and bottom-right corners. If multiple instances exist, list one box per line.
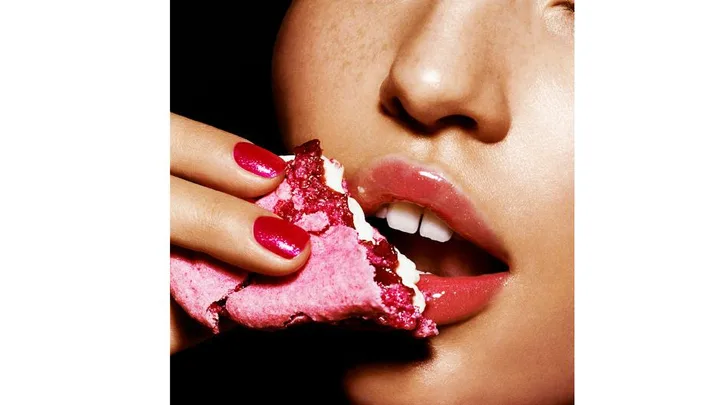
left=171, top=2, right=290, bottom=154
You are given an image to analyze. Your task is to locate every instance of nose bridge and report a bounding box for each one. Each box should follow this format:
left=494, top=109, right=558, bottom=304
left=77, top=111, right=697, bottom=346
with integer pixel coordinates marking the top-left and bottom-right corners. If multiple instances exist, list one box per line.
left=391, top=1, right=482, bottom=112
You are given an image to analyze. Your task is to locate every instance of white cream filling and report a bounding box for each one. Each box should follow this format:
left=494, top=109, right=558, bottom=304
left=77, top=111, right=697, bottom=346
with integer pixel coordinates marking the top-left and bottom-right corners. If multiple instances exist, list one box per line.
left=394, top=249, right=426, bottom=311
left=281, top=154, right=426, bottom=312
left=321, top=157, right=345, bottom=193
left=347, top=197, right=374, bottom=241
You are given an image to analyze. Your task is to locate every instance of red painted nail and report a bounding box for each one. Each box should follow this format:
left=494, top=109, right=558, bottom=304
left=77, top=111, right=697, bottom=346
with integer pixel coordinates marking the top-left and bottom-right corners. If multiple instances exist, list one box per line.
left=253, top=216, right=310, bottom=259
left=233, top=142, right=286, bottom=178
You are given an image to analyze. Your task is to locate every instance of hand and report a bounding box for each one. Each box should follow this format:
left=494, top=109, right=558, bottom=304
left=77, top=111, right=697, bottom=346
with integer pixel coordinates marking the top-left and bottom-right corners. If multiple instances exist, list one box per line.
left=169, top=113, right=311, bottom=353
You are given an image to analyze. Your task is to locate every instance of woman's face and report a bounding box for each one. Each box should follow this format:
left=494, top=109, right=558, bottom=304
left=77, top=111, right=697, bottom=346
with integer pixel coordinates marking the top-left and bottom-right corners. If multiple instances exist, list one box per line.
left=273, top=1, right=573, bottom=404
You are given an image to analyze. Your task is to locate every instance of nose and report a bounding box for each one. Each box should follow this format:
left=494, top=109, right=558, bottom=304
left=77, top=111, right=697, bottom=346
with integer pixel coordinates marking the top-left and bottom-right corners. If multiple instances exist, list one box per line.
left=379, top=2, right=510, bottom=143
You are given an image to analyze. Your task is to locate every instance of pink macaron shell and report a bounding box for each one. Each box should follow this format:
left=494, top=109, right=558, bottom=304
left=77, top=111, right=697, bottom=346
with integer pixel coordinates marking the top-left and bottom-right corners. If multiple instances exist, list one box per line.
left=225, top=225, right=385, bottom=329
left=170, top=248, right=248, bottom=333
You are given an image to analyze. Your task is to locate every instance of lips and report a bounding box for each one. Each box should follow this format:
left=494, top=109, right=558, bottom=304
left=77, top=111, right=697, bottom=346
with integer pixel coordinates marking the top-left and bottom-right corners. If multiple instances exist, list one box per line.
left=418, top=273, right=508, bottom=325
left=349, top=157, right=510, bottom=326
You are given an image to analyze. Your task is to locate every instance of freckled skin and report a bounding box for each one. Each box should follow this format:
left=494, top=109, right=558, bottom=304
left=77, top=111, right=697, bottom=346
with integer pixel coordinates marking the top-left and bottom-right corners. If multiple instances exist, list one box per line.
left=272, top=1, right=574, bottom=404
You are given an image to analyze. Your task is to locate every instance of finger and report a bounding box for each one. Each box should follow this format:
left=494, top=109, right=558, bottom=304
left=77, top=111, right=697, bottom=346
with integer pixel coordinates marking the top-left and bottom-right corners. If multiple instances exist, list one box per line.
left=170, top=176, right=311, bottom=276
left=170, top=113, right=287, bottom=198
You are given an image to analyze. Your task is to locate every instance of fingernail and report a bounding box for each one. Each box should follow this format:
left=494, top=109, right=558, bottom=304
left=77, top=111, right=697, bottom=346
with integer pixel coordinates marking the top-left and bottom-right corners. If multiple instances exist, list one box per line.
left=233, top=142, right=286, bottom=178
left=253, top=216, right=310, bottom=259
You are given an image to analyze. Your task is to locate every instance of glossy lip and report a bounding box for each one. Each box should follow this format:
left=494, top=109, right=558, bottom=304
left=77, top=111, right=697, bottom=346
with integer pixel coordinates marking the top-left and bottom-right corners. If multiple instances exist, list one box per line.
left=347, top=156, right=511, bottom=326
left=419, top=273, right=509, bottom=325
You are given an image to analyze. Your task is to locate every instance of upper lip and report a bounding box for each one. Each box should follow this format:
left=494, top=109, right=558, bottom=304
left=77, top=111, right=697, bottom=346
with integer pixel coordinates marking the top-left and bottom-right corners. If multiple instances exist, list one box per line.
left=347, top=156, right=509, bottom=265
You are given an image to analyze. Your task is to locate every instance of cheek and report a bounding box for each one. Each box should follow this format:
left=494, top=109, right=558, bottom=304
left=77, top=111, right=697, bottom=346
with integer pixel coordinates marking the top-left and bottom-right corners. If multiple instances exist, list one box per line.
left=273, top=1, right=400, bottom=152
left=499, top=43, right=574, bottom=265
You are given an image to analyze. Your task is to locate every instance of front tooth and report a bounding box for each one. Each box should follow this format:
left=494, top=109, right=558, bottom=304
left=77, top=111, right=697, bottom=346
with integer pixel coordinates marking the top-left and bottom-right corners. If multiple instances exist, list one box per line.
left=419, top=209, right=453, bottom=242
left=386, top=202, right=423, bottom=234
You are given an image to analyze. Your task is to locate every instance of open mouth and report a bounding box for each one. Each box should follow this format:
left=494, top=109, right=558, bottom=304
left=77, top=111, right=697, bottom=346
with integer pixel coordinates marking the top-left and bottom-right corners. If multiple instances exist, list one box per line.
left=349, top=157, right=512, bottom=326
left=367, top=202, right=508, bottom=279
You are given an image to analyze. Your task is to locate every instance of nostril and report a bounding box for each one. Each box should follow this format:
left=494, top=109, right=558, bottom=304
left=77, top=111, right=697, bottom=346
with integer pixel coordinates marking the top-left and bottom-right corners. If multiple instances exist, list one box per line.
left=381, top=97, right=433, bottom=135
left=437, top=115, right=478, bottom=131
left=380, top=96, right=403, bottom=117
left=394, top=97, right=425, bottom=130
left=384, top=96, right=478, bottom=135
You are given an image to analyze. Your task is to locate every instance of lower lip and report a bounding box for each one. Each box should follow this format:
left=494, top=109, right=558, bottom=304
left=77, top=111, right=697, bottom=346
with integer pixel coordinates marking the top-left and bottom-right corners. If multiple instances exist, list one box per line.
left=417, top=273, right=509, bottom=325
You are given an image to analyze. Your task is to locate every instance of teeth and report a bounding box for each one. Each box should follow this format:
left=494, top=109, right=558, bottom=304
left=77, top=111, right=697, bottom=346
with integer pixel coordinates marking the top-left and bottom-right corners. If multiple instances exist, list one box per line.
left=384, top=202, right=454, bottom=242
left=419, top=209, right=453, bottom=242
left=375, top=205, right=388, bottom=219
left=386, top=202, right=424, bottom=234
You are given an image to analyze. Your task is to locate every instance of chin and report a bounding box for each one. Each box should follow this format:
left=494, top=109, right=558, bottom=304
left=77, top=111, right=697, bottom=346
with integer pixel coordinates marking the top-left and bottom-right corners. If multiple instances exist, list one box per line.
left=343, top=320, right=574, bottom=405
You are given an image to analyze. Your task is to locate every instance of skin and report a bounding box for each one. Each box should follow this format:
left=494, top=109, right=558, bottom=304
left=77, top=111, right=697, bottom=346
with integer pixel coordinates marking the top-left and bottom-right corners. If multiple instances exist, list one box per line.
left=271, top=1, right=574, bottom=404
